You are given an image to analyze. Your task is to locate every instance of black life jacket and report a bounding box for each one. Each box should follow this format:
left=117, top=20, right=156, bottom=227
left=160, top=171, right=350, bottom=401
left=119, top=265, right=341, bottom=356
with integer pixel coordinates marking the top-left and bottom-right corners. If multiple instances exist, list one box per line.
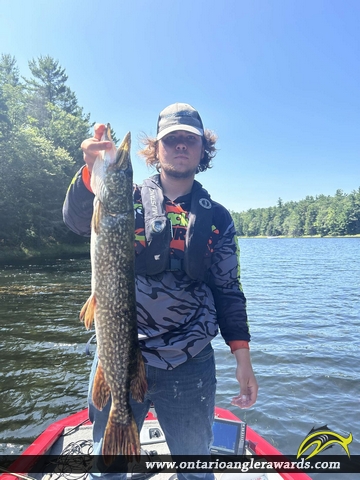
left=135, top=175, right=213, bottom=281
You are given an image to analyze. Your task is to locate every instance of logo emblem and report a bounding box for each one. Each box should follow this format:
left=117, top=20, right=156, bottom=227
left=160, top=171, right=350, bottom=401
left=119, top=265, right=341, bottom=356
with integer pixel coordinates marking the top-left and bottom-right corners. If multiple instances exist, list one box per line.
left=151, top=219, right=165, bottom=234
left=297, top=425, right=352, bottom=459
left=199, top=198, right=211, bottom=209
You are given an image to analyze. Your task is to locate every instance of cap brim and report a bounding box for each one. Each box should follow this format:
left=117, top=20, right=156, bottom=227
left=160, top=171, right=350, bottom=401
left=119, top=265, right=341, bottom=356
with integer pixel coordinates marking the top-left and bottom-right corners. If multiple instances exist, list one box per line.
left=157, top=125, right=204, bottom=140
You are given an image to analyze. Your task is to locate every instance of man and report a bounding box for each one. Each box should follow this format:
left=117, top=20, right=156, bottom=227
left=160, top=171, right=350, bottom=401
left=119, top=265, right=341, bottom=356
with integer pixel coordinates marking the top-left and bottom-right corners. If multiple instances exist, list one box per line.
left=63, top=103, right=258, bottom=479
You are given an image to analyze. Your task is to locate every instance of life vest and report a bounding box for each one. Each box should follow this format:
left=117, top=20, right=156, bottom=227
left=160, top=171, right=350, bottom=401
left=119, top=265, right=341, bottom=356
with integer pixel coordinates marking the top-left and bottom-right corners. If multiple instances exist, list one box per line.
left=135, top=175, right=213, bottom=281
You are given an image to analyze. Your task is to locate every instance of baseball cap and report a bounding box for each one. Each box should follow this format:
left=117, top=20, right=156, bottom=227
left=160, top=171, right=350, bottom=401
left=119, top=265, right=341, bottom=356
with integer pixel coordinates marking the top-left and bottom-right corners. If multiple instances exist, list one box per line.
left=156, top=103, right=204, bottom=140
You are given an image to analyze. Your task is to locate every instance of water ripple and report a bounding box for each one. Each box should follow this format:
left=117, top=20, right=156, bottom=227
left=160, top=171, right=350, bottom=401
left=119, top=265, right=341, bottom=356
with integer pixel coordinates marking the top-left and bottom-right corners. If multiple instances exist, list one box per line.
left=0, top=242, right=359, bottom=480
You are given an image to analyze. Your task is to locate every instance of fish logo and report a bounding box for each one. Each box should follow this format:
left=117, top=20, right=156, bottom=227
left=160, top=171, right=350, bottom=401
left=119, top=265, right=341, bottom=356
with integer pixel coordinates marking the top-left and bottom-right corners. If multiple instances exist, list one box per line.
left=297, top=425, right=353, bottom=459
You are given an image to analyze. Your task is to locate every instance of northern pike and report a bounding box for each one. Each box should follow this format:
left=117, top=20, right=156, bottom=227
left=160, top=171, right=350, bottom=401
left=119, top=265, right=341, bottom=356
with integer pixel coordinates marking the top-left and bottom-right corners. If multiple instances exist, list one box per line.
left=80, top=125, right=147, bottom=463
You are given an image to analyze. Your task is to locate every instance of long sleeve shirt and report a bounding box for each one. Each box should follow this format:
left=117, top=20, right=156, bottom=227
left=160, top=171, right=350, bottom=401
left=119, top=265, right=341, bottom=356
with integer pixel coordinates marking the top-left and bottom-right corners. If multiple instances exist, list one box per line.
left=63, top=167, right=250, bottom=369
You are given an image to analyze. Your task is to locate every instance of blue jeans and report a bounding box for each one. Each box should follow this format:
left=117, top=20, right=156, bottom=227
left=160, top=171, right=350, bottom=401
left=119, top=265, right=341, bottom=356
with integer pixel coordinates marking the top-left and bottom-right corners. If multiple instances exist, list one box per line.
left=88, top=343, right=216, bottom=480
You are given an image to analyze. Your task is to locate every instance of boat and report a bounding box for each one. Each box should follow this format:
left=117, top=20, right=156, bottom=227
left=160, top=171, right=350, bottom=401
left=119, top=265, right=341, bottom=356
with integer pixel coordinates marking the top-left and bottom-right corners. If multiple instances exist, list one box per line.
left=0, top=407, right=311, bottom=480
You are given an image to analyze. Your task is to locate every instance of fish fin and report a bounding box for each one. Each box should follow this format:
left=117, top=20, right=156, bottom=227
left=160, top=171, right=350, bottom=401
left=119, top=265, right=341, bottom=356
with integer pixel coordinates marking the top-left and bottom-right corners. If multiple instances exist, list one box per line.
left=102, top=409, right=140, bottom=465
left=130, top=349, right=147, bottom=402
left=92, top=361, right=111, bottom=410
left=79, top=296, right=90, bottom=322
left=92, top=199, right=102, bottom=234
left=79, top=294, right=96, bottom=330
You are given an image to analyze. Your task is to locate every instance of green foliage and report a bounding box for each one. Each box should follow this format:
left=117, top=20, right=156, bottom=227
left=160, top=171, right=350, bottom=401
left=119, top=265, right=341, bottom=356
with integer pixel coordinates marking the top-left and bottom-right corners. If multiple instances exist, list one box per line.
left=45, top=103, right=91, bottom=169
left=231, top=188, right=360, bottom=237
left=0, top=54, right=93, bottom=250
left=0, top=54, right=19, bottom=86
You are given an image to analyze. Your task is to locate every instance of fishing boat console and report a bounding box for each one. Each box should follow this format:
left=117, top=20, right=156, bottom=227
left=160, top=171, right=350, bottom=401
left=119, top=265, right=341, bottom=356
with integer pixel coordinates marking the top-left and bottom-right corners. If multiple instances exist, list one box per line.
left=0, top=407, right=311, bottom=480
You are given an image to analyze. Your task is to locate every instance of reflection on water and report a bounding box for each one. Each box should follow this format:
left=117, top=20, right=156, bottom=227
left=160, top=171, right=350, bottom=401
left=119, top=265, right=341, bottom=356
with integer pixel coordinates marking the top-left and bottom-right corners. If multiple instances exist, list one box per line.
left=1, top=240, right=359, bottom=479
left=0, top=260, right=93, bottom=450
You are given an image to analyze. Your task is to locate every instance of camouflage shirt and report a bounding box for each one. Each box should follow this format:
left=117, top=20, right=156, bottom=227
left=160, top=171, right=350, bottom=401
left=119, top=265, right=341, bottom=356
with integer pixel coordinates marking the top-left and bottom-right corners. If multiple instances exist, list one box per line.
left=63, top=167, right=250, bottom=369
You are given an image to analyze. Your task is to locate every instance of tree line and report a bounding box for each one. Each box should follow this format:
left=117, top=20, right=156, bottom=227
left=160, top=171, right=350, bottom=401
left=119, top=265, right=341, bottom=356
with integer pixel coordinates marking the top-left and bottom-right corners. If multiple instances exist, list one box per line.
left=231, top=189, right=360, bottom=237
left=1, top=54, right=359, bottom=257
left=0, top=54, right=93, bottom=251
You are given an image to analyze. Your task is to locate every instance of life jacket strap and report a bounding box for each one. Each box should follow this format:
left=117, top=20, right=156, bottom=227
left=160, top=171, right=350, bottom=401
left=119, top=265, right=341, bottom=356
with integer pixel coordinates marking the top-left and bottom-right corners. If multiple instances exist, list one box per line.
left=137, top=175, right=213, bottom=281
left=167, top=258, right=183, bottom=271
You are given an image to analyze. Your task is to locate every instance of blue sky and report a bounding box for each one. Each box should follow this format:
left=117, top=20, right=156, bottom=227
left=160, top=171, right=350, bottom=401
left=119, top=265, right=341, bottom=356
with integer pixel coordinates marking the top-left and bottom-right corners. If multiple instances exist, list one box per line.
left=1, top=0, right=359, bottom=212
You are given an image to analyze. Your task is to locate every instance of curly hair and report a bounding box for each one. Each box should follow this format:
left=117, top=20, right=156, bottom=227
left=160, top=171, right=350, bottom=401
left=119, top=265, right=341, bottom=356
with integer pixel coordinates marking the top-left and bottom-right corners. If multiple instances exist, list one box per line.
left=138, top=129, right=218, bottom=174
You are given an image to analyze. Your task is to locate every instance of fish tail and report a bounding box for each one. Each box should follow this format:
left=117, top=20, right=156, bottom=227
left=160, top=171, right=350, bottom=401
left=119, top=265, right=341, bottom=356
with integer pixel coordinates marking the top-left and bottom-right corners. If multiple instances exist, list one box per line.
left=92, top=361, right=111, bottom=410
left=102, top=409, right=140, bottom=465
left=79, top=294, right=96, bottom=329
left=130, top=350, right=147, bottom=402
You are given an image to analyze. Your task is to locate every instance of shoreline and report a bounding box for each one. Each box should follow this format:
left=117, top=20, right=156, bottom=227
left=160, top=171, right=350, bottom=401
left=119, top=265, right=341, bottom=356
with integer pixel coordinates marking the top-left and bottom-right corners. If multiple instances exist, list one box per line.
left=1, top=235, right=359, bottom=265
left=0, top=244, right=90, bottom=266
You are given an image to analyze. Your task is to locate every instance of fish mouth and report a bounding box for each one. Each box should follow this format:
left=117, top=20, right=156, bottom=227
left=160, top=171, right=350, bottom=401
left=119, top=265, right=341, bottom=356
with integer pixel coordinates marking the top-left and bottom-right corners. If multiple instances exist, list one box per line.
left=104, top=123, right=113, bottom=142
left=115, top=132, right=131, bottom=169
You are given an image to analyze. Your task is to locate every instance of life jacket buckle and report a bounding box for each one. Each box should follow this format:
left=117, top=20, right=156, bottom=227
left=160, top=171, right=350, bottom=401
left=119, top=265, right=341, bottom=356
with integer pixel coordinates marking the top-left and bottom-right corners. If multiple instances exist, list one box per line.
left=167, top=258, right=183, bottom=271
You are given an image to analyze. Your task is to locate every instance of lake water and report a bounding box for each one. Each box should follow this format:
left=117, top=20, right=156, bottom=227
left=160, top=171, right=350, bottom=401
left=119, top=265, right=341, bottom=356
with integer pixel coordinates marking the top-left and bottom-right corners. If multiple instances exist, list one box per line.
left=0, top=238, right=359, bottom=479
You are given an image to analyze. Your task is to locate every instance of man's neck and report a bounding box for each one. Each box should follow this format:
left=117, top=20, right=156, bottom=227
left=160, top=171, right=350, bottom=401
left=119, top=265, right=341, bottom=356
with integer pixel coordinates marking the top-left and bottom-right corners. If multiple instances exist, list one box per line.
left=159, top=172, right=195, bottom=201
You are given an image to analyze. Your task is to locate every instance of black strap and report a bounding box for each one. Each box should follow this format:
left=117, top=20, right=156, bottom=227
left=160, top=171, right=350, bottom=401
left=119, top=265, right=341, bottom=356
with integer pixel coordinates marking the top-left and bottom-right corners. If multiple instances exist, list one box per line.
left=184, top=184, right=213, bottom=280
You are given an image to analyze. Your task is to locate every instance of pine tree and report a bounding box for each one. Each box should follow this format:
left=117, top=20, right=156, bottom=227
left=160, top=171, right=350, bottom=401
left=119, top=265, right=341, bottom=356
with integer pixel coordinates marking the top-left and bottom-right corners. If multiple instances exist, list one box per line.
left=0, top=54, right=19, bottom=86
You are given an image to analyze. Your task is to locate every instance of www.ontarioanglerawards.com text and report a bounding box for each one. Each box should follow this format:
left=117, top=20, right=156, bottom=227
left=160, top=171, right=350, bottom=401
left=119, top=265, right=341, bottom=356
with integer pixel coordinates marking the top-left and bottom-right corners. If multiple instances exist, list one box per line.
left=145, top=456, right=341, bottom=474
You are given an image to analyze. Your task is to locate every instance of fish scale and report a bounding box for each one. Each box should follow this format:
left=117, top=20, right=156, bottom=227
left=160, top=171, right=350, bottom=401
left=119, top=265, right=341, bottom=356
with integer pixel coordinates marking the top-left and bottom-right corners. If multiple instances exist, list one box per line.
left=80, top=126, right=147, bottom=464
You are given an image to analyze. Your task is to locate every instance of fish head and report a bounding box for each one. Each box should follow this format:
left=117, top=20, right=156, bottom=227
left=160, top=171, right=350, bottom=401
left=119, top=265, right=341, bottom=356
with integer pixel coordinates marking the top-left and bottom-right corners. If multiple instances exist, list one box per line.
left=102, top=124, right=118, bottom=166
left=91, top=124, right=117, bottom=194
left=103, top=131, right=133, bottom=213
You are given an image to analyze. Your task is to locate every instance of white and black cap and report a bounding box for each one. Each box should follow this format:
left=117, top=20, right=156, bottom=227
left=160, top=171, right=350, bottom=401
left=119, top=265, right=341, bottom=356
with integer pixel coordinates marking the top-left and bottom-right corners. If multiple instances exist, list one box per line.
left=156, top=103, right=204, bottom=140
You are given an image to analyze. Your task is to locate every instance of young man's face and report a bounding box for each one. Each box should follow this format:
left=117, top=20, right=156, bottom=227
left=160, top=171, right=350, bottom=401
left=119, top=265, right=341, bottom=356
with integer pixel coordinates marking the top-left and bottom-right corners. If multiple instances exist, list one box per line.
left=157, top=130, right=204, bottom=179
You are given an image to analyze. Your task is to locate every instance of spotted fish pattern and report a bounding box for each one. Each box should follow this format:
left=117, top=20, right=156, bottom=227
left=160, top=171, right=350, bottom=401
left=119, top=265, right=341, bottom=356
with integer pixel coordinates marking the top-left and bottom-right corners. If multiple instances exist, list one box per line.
left=79, top=129, right=146, bottom=463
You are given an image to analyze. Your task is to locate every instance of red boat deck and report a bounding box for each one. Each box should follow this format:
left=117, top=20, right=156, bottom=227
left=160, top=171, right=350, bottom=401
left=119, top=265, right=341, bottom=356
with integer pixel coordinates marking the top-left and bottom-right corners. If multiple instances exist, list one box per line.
left=0, top=408, right=311, bottom=480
